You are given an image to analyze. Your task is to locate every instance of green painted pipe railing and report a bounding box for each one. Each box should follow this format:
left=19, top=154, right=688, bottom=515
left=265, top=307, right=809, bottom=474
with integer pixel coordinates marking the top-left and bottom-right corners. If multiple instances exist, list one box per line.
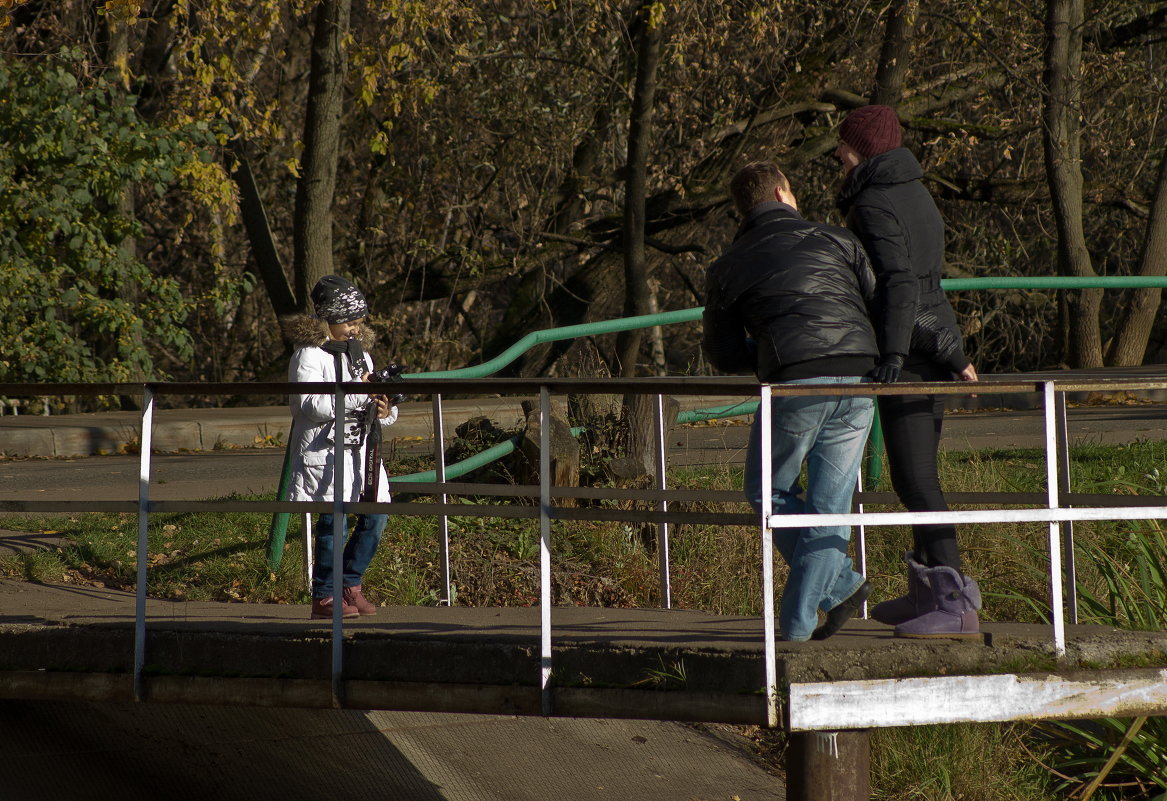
left=265, top=274, right=1167, bottom=568
left=406, top=277, right=1167, bottom=379
left=404, top=307, right=705, bottom=378
left=391, top=427, right=587, bottom=485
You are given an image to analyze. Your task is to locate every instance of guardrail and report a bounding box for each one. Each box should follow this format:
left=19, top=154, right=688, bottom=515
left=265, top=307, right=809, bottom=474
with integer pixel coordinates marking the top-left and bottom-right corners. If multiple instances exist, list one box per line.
left=260, top=275, right=1167, bottom=569
left=3, top=374, right=1167, bottom=721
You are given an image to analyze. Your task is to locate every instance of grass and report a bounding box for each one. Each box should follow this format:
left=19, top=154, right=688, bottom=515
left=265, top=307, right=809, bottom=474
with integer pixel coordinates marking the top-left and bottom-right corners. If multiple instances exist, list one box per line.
left=871, top=722, right=1054, bottom=801
left=5, top=438, right=1167, bottom=800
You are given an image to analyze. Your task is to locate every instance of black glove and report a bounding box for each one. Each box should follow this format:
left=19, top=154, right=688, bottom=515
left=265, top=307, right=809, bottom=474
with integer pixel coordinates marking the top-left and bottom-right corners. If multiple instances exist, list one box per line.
left=871, top=354, right=904, bottom=384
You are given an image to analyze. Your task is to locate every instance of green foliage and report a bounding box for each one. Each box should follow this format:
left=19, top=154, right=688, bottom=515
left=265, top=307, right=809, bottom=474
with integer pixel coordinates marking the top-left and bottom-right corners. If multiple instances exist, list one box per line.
left=963, top=441, right=1167, bottom=798
left=1037, top=716, right=1167, bottom=800
left=0, top=50, right=218, bottom=383
left=1074, top=518, right=1167, bottom=631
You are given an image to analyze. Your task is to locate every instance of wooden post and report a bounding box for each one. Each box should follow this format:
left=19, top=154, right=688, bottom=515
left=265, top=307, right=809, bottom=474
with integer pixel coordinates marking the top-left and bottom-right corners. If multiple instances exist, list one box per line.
left=608, top=392, right=679, bottom=483
left=785, top=730, right=871, bottom=801
left=519, top=400, right=580, bottom=504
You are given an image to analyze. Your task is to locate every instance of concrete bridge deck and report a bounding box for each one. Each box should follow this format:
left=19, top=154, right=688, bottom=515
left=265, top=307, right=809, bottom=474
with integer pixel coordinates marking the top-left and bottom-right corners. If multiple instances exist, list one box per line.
left=3, top=579, right=1165, bottom=727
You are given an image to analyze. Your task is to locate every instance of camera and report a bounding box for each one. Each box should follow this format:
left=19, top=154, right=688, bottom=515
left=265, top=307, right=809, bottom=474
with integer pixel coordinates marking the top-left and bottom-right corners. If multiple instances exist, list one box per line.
left=368, top=361, right=407, bottom=405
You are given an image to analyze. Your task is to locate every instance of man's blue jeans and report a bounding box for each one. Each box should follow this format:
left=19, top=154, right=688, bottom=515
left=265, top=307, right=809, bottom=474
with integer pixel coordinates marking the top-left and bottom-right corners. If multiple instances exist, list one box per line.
left=312, top=513, right=387, bottom=599
left=745, top=377, right=874, bottom=641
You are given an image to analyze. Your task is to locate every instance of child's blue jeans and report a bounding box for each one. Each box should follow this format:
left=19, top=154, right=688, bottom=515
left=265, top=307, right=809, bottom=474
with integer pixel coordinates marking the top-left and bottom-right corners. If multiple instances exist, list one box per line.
left=312, top=513, right=387, bottom=599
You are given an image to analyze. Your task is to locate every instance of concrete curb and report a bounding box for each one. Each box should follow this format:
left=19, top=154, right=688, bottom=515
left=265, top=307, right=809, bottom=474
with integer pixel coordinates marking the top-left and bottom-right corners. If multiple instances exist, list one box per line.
left=0, top=396, right=744, bottom=459
left=3, top=366, right=1166, bottom=458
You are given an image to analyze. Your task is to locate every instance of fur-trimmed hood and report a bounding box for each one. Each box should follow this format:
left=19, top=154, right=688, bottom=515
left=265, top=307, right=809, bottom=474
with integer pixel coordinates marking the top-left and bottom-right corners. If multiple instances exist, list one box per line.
left=280, top=313, right=376, bottom=350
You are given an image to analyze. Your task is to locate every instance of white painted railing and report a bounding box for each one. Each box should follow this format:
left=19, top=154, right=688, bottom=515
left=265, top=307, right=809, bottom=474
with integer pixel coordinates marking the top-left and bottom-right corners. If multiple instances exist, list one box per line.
left=758, top=378, right=1167, bottom=727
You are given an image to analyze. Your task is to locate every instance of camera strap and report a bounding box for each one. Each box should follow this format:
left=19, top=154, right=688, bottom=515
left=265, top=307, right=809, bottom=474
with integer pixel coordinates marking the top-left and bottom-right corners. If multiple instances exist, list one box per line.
left=361, top=414, right=382, bottom=502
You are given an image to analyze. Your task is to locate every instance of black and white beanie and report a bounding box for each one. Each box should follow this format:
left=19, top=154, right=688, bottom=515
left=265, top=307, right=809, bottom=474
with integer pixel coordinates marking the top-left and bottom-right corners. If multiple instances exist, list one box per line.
left=311, top=275, right=368, bottom=324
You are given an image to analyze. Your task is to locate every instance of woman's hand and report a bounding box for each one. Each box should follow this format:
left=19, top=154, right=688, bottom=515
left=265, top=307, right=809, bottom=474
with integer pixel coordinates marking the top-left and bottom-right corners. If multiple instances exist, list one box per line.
left=957, top=364, right=979, bottom=382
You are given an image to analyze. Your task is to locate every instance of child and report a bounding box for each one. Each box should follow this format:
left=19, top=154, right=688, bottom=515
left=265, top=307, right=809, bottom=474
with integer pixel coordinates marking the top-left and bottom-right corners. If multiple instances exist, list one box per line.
left=282, top=275, right=399, bottom=619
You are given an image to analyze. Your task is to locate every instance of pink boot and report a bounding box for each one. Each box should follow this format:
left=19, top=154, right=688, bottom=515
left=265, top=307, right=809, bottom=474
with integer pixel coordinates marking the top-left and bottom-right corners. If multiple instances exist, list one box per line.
left=311, top=595, right=359, bottom=619
left=343, top=585, right=378, bottom=616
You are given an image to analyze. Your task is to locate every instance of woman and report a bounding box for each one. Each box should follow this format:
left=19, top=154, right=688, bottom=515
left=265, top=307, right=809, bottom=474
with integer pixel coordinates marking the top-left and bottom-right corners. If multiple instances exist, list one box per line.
left=835, top=104, right=981, bottom=639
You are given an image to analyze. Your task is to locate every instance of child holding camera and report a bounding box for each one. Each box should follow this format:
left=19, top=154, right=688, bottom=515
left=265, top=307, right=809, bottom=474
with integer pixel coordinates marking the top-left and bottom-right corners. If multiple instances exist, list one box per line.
left=282, top=275, right=399, bottom=619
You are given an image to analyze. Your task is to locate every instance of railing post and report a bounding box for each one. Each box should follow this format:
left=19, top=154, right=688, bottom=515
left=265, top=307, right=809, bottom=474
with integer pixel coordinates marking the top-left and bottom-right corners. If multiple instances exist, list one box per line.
left=330, top=379, right=346, bottom=705
left=759, top=384, right=779, bottom=727
left=1055, top=389, right=1077, bottom=624
left=855, top=471, right=868, bottom=619
left=539, top=385, right=554, bottom=715
left=653, top=393, right=672, bottom=609
left=433, top=393, right=452, bottom=605
left=1043, top=381, right=1066, bottom=657
left=133, top=384, right=155, bottom=702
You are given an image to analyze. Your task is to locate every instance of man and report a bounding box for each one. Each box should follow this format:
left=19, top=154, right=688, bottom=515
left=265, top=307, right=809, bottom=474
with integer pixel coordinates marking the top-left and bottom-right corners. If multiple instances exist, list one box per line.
left=702, top=161, right=879, bottom=642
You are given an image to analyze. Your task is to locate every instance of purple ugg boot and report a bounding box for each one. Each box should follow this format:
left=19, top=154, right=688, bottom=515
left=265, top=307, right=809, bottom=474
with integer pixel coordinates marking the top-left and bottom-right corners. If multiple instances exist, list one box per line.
left=871, top=553, right=934, bottom=625
left=894, top=565, right=981, bottom=639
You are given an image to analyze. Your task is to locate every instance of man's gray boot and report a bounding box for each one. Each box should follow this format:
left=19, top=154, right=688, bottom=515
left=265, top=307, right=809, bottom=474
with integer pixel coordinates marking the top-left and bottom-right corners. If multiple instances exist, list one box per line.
left=894, top=565, right=981, bottom=639
left=871, top=553, right=934, bottom=625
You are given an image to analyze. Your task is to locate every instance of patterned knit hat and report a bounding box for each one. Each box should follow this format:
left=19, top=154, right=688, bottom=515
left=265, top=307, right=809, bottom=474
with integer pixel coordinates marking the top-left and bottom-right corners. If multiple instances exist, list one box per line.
left=839, top=105, right=903, bottom=160
left=310, top=275, right=368, bottom=324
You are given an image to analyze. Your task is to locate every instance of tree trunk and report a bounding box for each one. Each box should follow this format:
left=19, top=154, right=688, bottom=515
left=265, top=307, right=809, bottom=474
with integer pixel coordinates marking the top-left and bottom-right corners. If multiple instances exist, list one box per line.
left=293, top=0, right=351, bottom=312
left=232, top=140, right=298, bottom=316
left=1042, top=0, right=1103, bottom=368
left=870, top=0, right=918, bottom=106
left=615, top=3, right=664, bottom=377
left=1108, top=144, right=1167, bottom=366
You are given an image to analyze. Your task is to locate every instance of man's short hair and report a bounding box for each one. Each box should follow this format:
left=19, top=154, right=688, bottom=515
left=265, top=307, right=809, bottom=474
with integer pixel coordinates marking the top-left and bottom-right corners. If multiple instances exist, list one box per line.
left=729, top=162, right=790, bottom=215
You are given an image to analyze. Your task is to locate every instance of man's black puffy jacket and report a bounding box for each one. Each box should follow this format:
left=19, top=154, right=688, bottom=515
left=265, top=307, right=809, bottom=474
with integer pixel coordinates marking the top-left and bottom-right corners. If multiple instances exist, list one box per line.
left=702, top=202, right=880, bottom=382
left=837, top=147, right=970, bottom=374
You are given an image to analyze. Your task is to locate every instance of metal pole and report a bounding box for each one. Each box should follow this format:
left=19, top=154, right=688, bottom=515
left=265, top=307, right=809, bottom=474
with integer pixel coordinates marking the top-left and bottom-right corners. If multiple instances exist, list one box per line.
left=760, top=385, right=778, bottom=727
left=653, top=393, right=672, bottom=609
left=865, top=403, right=883, bottom=485
left=855, top=471, right=868, bottom=620
left=1043, top=381, right=1066, bottom=656
left=302, top=512, right=314, bottom=588
left=434, top=393, right=452, bottom=605
left=1055, top=390, right=1078, bottom=624
left=539, top=386, right=554, bottom=716
left=331, top=379, right=346, bottom=705
left=133, top=385, right=155, bottom=702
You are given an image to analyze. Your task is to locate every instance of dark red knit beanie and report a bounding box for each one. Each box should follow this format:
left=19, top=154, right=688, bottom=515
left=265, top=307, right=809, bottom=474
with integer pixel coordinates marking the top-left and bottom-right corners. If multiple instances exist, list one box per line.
left=839, top=105, right=902, bottom=159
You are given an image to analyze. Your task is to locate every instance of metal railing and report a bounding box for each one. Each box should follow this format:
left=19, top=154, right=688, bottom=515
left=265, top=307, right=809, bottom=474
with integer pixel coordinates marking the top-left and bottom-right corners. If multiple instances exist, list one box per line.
left=264, top=274, right=1167, bottom=576
left=3, top=373, right=1167, bottom=720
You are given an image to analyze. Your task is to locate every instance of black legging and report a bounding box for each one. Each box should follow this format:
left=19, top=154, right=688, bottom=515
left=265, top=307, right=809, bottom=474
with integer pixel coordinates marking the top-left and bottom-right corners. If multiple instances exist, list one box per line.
left=878, top=365, right=962, bottom=572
